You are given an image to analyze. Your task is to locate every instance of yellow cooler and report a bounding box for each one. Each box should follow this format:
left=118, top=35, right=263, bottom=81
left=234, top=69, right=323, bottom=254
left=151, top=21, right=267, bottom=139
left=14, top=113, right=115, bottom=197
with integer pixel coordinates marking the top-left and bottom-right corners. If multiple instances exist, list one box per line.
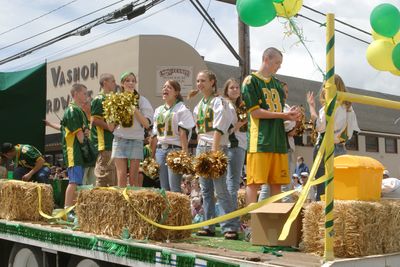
left=333, top=155, right=384, bottom=201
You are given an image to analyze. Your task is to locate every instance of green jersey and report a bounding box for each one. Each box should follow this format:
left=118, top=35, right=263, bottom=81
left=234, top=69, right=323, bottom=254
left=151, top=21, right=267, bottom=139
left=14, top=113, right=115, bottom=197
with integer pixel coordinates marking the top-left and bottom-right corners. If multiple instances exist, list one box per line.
left=90, top=93, right=114, bottom=151
left=14, top=144, right=43, bottom=169
left=241, top=73, right=287, bottom=153
left=61, top=102, right=89, bottom=167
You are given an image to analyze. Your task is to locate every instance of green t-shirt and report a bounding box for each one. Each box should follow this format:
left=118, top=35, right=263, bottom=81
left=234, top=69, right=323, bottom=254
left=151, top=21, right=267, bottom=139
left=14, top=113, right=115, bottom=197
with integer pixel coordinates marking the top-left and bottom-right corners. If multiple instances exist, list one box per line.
left=14, top=144, right=43, bottom=169
left=241, top=73, right=287, bottom=153
left=90, top=93, right=114, bottom=151
left=61, top=102, right=89, bottom=167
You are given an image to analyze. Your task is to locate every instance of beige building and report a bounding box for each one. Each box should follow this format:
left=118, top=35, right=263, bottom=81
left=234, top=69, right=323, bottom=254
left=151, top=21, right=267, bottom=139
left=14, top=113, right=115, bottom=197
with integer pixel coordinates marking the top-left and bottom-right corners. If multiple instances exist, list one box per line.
left=45, top=34, right=400, bottom=177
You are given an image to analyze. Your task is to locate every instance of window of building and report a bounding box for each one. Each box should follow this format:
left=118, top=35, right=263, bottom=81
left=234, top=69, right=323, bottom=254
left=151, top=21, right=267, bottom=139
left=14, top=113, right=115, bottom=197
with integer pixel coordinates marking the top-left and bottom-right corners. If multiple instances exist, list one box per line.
left=346, top=134, right=358, bottom=151
left=385, top=137, right=397, bottom=154
left=365, top=135, right=379, bottom=152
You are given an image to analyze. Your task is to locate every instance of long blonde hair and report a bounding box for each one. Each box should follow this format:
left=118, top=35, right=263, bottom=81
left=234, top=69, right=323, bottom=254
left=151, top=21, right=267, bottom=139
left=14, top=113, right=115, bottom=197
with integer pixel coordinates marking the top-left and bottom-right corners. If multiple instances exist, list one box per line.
left=319, top=74, right=351, bottom=111
left=188, top=70, right=218, bottom=99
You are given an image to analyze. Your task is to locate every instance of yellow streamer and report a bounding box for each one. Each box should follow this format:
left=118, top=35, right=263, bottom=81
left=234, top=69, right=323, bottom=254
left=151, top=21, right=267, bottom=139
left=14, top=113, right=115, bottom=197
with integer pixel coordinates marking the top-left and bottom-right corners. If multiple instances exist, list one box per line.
left=36, top=186, right=75, bottom=219
left=122, top=187, right=294, bottom=230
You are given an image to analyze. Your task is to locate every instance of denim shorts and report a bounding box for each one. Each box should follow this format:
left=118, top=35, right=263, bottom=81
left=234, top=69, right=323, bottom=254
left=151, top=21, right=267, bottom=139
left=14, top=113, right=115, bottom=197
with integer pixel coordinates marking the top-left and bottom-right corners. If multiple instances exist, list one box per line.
left=67, top=166, right=84, bottom=185
left=112, top=137, right=143, bottom=160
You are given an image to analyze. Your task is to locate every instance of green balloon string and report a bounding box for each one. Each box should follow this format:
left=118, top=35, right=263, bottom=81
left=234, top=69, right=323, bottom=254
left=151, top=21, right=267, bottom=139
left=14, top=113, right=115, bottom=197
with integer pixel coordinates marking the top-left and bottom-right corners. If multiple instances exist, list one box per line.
left=277, top=4, right=325, bottom=79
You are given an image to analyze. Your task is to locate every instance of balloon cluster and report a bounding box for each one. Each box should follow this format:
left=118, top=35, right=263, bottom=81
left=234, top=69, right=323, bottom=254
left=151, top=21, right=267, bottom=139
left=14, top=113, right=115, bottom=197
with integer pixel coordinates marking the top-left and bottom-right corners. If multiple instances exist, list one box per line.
left=103, top=91, right=140, bottom=127
left=166, top=150, right=195, bottom=175
left=367, top=3, right=400, bottom=76
left=236, top=0, right=303, bottom=27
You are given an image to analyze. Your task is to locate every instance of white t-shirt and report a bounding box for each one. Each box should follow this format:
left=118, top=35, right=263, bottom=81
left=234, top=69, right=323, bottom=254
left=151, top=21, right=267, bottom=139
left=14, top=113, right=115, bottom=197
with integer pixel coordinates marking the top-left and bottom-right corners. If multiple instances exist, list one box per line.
left=193, top=96, right=233, bottom=146
left=316, top=104, right=360, bottom=144
left=152, top=101, right=195, bottom=146
left=227, top=101, right=247, bottom=150
left=113, top=95, right=154, bottom=140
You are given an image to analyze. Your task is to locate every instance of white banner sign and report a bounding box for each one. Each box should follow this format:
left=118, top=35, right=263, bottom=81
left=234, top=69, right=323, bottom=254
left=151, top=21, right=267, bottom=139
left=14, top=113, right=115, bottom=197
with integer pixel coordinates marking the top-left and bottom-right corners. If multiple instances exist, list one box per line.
left=156, top=66, right=193, bottom=96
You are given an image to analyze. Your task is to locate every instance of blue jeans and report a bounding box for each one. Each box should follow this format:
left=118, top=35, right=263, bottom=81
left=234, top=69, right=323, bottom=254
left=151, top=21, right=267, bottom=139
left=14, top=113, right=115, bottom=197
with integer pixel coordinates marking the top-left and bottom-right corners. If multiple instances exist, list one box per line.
left=155, top=147, right=182, bottom=192
left=14, top=166, right=50, bottom=184
left=314, top=143, right=346, bottom=200
left=226, top=146, right=246, bottom=213
left=197, top=146, right=239, bottom=233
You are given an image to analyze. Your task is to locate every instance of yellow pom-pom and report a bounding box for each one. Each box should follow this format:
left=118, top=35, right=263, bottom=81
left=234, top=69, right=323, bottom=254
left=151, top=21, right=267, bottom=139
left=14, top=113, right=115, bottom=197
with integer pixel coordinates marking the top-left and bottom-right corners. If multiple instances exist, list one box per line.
left=166, top=150, right=195, bottom=175
left=194, top=151, right=228, bottom=179
left=103, top=91, right=140, bottom=127
left=141, top=157, right=159, bottom=179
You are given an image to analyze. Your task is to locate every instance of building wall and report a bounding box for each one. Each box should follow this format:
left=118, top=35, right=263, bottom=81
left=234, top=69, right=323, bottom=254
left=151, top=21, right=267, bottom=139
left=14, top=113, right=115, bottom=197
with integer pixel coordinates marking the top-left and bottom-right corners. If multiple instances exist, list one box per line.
left=46, top=35, right=207, bottom=135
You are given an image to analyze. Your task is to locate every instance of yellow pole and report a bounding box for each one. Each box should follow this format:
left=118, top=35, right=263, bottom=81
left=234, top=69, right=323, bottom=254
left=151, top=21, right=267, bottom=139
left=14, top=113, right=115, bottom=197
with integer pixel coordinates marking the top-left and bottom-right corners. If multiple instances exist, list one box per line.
left=338, top=91, right=400, bottom=110
left=324, top=13, right=336, bottom=262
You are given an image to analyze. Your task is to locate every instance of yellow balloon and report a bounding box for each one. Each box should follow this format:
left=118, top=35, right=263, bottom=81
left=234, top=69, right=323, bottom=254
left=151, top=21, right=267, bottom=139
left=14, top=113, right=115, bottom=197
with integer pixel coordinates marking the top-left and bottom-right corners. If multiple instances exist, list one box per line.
left=366, top=40, right=396, bottom=71
left=273, top=0, right=303, bottom=18
left=390, top=69, right=400, bottom=76
left=372, top=30, right=400, bottom=44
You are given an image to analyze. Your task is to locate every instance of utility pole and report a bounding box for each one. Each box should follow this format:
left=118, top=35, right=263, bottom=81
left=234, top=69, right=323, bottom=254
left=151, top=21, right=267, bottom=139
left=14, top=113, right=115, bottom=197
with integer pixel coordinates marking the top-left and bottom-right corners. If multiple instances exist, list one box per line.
left=215, top=0, right=250, bottom=81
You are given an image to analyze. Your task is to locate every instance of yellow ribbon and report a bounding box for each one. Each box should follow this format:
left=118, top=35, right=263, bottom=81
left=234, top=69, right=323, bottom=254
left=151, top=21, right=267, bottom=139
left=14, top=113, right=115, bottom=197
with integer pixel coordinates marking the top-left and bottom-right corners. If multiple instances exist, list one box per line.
left=36, top=186, right=75, bottom=219
left=122, top=187, right=294, bottom=230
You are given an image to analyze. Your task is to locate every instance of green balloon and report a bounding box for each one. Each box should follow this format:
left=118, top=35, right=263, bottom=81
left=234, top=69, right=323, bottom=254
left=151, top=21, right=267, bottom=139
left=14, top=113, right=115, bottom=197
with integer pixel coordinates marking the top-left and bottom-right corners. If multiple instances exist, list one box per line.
left=236, top=0, right=276, bottom=27
left=273, top=0, right=284, bottom=3
left=393, top=43, right=400, bottom=70
left=370, top=4, right=400, bottom=38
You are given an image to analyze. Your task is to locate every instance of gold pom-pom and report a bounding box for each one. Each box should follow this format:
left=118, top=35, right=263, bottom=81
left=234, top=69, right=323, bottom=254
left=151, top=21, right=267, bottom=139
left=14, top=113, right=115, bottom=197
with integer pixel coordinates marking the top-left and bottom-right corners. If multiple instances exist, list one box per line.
left=103, top=91, right=140, bottom=127
left=194, top=151, right=228, bottom=179
left=237, top=101, right=248, bottom=132
left=141, top=157, right=159, bottom=179
left=166, top=150, right=195, bottom=175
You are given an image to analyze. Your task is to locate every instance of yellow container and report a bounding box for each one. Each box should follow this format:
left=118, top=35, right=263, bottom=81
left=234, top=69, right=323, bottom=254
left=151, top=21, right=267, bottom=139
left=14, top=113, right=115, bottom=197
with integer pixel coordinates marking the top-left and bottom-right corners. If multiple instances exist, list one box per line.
left=333, top=155, right=384, bottom=201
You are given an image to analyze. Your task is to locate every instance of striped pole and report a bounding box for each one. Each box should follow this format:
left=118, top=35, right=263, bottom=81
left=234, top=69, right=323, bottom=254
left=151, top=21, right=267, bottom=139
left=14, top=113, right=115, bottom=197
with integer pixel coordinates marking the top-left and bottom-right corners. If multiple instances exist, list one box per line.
left=324, top=13, right=336, bottom=262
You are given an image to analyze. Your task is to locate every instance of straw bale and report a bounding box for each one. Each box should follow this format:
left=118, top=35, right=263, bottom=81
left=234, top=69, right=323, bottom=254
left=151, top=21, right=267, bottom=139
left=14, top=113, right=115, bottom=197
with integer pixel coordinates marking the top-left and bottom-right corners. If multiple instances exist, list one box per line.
left=302, top=200, right=400, bottom=258
left=76, top=188, right=191, bottom=241
left=0, top=180, right=53, bottom=221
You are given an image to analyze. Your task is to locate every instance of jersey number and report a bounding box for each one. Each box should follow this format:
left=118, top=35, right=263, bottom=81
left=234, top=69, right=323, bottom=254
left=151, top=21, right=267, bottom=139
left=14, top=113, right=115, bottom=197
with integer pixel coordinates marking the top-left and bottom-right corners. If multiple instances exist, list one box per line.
left=157, top=116, right=173, bottom=137
left=262, top=88, right=282, bottom=112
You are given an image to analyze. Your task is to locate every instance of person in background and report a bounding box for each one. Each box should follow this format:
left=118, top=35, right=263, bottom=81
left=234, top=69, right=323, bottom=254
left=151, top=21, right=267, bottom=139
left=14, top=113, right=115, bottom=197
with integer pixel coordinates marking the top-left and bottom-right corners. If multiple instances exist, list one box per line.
left=151, top=80, right=195, bottom=192
left=190, top=70, right=239, bottom=240
left=294, top=156, right=309, bottom=177
left=307, top=74, right=360, bottom=200
left=1, top=142, right=50, bottom=183
left=91, top=73, right=117, bottom=187
left=111, top=72, right=154, bottom=187
left=60, top=83, right=89, bottom=219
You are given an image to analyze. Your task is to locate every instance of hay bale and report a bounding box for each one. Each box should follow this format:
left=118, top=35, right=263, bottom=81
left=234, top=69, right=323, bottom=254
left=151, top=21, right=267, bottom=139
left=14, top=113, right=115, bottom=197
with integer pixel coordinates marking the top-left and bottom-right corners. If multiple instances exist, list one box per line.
left=76, top=188, right=191, bottom=241
left=0, top=180, right=53, bottom=221
left=302, top=200, right=400, bottom=258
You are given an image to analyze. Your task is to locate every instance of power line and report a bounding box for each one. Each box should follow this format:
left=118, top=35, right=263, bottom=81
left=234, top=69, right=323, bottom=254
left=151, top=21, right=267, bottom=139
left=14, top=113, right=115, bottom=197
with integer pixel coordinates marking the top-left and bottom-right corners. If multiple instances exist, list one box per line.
left=12, top=0, right=185, bottom=71
left=297, top=14, right=370, bottom=45
left=194, top=0, right=212, bottom=49
left=0, top=0, right=79, bottom=37
left=0, top=0, right=127, bottom=52
left=0, top=0, right=166, bottom=66
left=302, top=5, right=371, bottom=36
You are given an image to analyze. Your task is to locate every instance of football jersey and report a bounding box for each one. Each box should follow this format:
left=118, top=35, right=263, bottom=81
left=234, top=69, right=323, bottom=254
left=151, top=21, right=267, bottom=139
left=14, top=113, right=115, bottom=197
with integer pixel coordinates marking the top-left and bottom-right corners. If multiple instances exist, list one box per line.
left=193, top=96, right=233, bottom=146
left=153, top=101, right=195, bottom=146
left=113, top=95, right=154, bottom=140
left=14, top=144, right=44, bottom=169
left=90, top=92, right=114, bottom=152
left=241, top=73, right=287, bottom=153
left=227, top=101, right=247, bottom=150
left=61, top=102, right=89, bottom=167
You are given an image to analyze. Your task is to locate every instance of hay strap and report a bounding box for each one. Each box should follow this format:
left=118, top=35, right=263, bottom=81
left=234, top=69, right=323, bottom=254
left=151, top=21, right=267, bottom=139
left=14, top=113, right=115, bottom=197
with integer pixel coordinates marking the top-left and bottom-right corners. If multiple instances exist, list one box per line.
left=36, top=186, right=75, bottom=220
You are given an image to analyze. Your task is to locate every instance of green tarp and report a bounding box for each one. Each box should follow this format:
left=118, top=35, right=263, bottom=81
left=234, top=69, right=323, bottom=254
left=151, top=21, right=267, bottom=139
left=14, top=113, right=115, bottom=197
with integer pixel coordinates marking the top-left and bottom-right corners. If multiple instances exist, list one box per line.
left=0, top=64, right=47, bottom=152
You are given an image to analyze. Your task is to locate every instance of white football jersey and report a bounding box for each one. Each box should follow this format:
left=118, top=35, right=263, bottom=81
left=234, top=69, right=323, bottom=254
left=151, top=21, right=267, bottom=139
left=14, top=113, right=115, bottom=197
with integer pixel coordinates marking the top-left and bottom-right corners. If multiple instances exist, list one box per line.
left=193, top=96, right=233, bottom=146
left=152, top=101, right=195, bottom=146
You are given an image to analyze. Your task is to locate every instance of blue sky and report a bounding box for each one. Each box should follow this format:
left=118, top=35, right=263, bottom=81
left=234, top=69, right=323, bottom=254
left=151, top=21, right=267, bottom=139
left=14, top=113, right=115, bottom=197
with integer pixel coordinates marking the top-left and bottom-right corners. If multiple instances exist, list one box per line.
left=0, top=0, right=399, bottom=95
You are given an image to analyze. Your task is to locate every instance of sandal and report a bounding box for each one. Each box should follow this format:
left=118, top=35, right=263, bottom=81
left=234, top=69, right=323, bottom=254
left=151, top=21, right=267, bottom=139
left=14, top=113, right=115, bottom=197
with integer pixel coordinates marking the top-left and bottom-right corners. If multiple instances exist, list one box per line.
left=224, top=231, right=239, bottom=240
left=196, top=229, right=216, bottom=237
